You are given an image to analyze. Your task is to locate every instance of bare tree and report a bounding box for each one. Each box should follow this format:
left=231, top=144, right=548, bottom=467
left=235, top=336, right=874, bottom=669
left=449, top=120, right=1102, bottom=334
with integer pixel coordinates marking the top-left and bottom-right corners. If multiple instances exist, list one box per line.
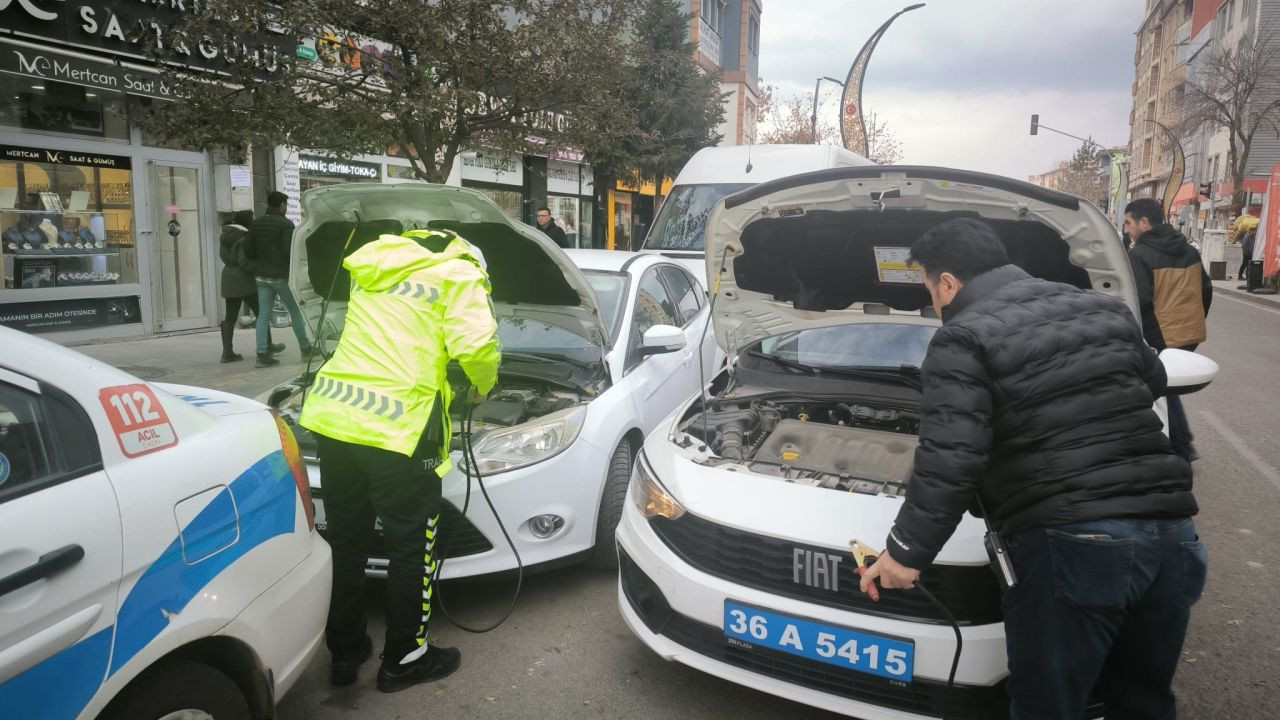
left=864, top=111, right=904, bottom=165
left=757, top=87, right=903, bottom=163
left=1182, top=28, right=1280, bottom=215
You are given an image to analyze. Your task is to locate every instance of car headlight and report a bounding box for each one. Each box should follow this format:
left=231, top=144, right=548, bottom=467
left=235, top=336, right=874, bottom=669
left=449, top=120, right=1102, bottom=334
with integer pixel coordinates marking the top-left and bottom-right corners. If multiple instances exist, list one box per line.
left=465, top=405, right=587, bottom=475
left=629, top=451, right=685, bottom=520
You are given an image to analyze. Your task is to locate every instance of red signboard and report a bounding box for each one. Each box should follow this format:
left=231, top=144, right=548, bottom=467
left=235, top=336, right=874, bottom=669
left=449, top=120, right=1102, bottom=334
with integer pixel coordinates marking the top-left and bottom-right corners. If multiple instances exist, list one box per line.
left=99, top=384, right=179, bottom=458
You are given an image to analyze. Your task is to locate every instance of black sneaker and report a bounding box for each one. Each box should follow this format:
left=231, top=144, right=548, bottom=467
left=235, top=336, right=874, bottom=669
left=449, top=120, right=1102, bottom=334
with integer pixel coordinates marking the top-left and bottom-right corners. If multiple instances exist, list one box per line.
left=330, top=635, right=373, bottom=687
left=220, top=351, right=243, bottom=364
left=270, top=342, right=287, bottom=354
left=255, top=353, right=280, bottom=368
left=376, top=646, right=462, bottom=693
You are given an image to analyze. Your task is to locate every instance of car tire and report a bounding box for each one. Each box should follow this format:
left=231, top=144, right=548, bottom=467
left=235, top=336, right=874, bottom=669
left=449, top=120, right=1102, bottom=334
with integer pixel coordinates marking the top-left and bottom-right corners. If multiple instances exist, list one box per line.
left=100, top=659, right=251, bottom=720
left=585, top=439, right=634, bottom=570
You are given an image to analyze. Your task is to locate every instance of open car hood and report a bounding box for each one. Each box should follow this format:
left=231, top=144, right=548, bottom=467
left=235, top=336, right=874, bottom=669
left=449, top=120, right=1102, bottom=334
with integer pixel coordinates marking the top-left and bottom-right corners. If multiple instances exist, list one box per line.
left=704, top=166, right=1137, bottom=355
left=290, top=183, right=608, bottom=349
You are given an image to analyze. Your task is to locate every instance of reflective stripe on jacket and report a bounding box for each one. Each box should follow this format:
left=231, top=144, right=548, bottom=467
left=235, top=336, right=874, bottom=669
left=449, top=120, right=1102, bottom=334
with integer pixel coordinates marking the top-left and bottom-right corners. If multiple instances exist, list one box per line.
left=300, top=231, right=501, bottom=469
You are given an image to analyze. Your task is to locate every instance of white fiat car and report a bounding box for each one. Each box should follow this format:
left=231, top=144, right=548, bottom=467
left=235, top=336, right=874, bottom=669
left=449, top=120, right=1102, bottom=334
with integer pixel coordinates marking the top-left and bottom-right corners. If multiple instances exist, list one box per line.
left=264, top=183, right=716, bottom=576
left=615, top=166, right=1218, bottom=720
left=0, top=327, right=330, bottom=720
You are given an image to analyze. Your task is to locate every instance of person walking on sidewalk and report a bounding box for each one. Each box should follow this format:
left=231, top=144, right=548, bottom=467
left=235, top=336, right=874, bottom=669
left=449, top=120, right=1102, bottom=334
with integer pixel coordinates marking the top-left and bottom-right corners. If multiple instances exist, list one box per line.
left=299, top=228, right=500, bottom=693
left=1124, top=198, right=1212, bottom=462
left=218, top=210, right=283, bottom=362
left=860, top=218, right=1205, bottom=720
left=247, top=191, right=313, bottom=367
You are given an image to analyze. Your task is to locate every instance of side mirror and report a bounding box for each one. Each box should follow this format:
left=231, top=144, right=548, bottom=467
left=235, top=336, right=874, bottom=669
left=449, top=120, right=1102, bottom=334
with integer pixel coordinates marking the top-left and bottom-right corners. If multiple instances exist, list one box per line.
left=640, top=325, right=686, bottom=356
left=1160, top=348, right=1219, bottom=395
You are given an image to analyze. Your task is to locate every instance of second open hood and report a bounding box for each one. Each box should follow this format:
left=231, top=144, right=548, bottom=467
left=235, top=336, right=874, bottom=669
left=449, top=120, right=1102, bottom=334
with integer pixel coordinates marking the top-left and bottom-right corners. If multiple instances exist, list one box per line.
left=289, top=182, right=609, bottom=349
left=704, top=166, right=1137, bottom=356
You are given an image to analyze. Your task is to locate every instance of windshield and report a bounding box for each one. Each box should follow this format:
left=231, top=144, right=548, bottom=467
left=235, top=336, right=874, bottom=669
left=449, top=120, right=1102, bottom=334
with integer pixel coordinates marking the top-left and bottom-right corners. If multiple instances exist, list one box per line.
left=756, top=324, right=937, bottom=369
left=583, top=271, right=626, bottom=339
left=498, top=316, right=601, bottom=365
left=643, top=183, right=753, bottom=251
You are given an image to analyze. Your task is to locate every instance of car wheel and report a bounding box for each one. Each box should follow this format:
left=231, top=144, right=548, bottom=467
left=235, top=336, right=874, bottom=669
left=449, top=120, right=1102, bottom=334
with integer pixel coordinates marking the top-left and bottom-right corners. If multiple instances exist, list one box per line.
left=100, top=660, right=251, bottom=720
left=585, top=439, right=634, bottom=570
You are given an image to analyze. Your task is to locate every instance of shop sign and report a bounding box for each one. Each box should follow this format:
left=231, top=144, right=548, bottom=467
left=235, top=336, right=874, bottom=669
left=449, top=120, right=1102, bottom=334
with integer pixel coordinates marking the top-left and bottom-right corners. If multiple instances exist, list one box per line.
left=0, top=143, right=131, bottom=169
left=296, top=30, right=397, bottom=87
left=461, top=151, right=523, bottom=187
left=0, top=1, right=287, bottom=75
left=298, top=155, right=381, bottom=180
left=0, top=296, right=142, bottom=334
left=0, top=39, right=183, bottom=100
left=548, top=159, right=594, bottom=196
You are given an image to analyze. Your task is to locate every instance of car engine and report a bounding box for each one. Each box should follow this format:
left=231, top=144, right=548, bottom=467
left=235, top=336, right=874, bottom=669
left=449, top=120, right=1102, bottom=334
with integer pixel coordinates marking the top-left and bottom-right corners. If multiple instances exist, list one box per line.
left=679, top=398, right=920, bottom=496
left=465, top=382, right=582, bottom=428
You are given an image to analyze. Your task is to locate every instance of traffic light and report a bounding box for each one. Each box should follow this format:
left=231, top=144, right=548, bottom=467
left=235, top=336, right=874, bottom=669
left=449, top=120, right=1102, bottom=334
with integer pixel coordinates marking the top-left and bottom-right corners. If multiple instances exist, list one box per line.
left=1198, top=182, right=1212, bottom=199
left=1030, top=114, right=1039, bottom=136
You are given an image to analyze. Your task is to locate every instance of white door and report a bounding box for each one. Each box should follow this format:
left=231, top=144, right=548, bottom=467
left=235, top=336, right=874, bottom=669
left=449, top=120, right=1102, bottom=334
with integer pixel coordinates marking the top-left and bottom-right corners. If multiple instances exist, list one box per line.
left=0, top=370, right=122, bottom=719
left=626, top=267, right=693, bottom=431
left=150, top=163, right=211, bottom=332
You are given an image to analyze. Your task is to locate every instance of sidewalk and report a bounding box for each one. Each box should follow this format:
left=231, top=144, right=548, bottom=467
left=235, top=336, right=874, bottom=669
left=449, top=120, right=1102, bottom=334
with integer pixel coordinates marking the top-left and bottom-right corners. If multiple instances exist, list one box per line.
left=70, top=326, right=312, bottom=400
left=1212, top=279, right=1280, bottom=309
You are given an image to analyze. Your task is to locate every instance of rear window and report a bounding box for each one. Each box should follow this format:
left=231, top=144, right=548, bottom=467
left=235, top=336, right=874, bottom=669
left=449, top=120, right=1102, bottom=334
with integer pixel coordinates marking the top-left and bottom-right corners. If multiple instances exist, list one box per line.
left=643, top=183, right=752, bottom=251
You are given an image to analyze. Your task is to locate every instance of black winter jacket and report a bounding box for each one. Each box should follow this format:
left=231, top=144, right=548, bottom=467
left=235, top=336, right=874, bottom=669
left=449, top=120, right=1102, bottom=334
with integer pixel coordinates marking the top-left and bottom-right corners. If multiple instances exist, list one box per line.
left=885, top=265, right=1196, bottom=570
left=246, top=211, right=295, bottom=280
left=1129, top=223, right=1212, bottom=351
left=539, top=219, right=570, bottom=249
left=219, top=224, right=256, bottom=298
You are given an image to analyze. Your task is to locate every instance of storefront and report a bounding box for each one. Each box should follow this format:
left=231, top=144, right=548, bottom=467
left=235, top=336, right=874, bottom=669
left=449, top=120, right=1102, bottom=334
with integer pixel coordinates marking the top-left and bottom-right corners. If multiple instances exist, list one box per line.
left=609, top=178, right=672, bottom=251
left=0, top=2, right=272, bottom=340
left=546, top=156, right=595, bottom=248
left=461, top=150, right=526, bottom=220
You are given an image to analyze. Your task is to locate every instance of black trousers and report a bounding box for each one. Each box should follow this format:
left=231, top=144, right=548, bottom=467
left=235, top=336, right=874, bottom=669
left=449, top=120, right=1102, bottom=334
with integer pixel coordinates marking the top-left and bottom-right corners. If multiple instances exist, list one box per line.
left=223, top=294, right=260, bottom=323
left=316, top=433, right=442, bottom=666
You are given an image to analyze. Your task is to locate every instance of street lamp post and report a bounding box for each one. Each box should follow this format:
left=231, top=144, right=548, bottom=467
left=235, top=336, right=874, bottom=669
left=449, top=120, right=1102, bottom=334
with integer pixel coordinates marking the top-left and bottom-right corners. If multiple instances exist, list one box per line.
left=811, top=76, right=844, bottom=144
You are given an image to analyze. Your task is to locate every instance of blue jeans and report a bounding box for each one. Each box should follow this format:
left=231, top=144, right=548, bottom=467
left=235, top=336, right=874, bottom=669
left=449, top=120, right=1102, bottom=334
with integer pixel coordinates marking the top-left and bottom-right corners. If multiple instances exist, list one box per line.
left=1003, top=517, right=1207, bottom=720
left=255, top=277, right=310, bottom=354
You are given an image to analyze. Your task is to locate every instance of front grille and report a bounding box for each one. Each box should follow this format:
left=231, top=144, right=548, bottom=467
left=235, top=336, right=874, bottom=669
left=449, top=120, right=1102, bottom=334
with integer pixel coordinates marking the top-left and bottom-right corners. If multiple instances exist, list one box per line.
left=650, top=513, right=1003, bottom=625
left=619, top=548, right=1009, bottom=720
left=313, top=488, right=493, bottom=559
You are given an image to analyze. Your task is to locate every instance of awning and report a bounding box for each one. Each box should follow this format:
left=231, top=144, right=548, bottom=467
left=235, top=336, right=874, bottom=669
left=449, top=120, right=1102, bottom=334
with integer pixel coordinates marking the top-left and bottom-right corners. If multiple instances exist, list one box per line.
left=1171, top=182, right=1197, bottom=208
left=1219, top=179, right=1270, bottom=198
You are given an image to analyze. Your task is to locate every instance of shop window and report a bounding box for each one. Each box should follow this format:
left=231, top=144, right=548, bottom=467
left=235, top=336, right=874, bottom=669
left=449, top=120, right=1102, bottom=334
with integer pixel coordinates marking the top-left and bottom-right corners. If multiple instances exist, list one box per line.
left=2, top=149, right=138, bottom=291
left=0, top=79, right=129, bottom=142
left=547, top=195, right=582, bottom=247
left=469, top=186, right=523, bottom=221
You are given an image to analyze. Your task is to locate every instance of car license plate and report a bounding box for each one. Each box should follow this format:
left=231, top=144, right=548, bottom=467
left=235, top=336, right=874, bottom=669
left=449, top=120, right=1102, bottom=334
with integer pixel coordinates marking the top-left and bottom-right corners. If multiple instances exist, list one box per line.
left=723, top=601, right=914, bottom=682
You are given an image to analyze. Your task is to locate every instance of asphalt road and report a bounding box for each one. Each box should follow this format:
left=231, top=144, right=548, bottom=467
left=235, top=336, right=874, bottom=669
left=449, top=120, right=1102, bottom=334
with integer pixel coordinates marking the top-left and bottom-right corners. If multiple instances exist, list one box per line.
left=80, top=289, right=1280, bottom=719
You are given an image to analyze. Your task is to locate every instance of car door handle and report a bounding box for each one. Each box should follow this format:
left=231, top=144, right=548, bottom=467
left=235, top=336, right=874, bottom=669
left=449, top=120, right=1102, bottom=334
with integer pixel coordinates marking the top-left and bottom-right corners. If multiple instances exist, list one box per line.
left=0, top=544, right=85, bottom=598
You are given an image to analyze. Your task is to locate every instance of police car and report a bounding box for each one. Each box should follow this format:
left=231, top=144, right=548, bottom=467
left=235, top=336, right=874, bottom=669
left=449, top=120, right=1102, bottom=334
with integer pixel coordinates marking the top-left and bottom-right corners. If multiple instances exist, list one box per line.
left=0, top=327, right=331, bottom=720
left=616, top=166, right=1219, bottom=719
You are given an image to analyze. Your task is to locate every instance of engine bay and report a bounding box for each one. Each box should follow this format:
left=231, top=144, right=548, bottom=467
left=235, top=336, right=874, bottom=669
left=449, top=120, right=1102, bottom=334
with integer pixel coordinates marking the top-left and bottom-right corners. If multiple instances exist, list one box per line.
left=679, top=397, right=920, bottom=496
left=465, top=382, right=582, bottom=428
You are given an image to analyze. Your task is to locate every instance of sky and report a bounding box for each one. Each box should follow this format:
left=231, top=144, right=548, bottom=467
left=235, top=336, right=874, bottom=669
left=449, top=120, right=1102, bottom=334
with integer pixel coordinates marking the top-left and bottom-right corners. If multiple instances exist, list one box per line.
left=757, top=0, right=1147, bottom=180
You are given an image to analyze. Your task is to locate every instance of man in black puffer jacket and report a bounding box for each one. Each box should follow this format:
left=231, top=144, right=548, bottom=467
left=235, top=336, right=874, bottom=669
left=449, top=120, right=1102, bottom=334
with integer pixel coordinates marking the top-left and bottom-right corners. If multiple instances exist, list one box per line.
left=860, top=218, right=1205, bottom=720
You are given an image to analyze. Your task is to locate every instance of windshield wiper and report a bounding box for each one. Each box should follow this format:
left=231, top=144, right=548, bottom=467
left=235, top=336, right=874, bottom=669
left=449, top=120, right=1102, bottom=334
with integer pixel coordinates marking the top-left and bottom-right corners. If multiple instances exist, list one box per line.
left=745, top=350, right=818, bottom=375
left=502, top=351, right=556, bottom=365
left=818, top=364, right=923, bottom=391
left=503, top=351, right=598, bottom=369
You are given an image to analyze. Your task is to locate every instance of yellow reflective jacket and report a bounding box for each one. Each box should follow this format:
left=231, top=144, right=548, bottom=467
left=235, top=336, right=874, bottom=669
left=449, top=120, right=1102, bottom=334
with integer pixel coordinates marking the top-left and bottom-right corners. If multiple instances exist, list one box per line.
left=300, top=231, right=501, bottom=470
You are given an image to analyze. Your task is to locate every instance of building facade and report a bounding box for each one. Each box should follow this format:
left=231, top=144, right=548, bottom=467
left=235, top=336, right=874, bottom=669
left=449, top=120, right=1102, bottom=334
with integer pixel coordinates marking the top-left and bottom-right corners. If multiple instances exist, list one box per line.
left=1128, top=0, right=1193, bottom=203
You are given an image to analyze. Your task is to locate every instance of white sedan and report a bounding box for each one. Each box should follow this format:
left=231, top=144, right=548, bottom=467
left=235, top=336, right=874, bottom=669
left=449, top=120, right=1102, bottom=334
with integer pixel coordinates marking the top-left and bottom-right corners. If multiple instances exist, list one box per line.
left=264, top=182, right=717, bottom=576
left=617, top=166, right=1219, bottom=720
left=0, top=326, right=330, bottom=720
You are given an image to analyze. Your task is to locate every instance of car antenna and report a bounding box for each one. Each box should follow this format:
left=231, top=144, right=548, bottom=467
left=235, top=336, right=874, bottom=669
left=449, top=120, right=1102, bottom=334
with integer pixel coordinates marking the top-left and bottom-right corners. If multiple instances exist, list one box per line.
left=744, top=143, right=754, bottom=174
left=697, top=245, right=732, bottom=451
